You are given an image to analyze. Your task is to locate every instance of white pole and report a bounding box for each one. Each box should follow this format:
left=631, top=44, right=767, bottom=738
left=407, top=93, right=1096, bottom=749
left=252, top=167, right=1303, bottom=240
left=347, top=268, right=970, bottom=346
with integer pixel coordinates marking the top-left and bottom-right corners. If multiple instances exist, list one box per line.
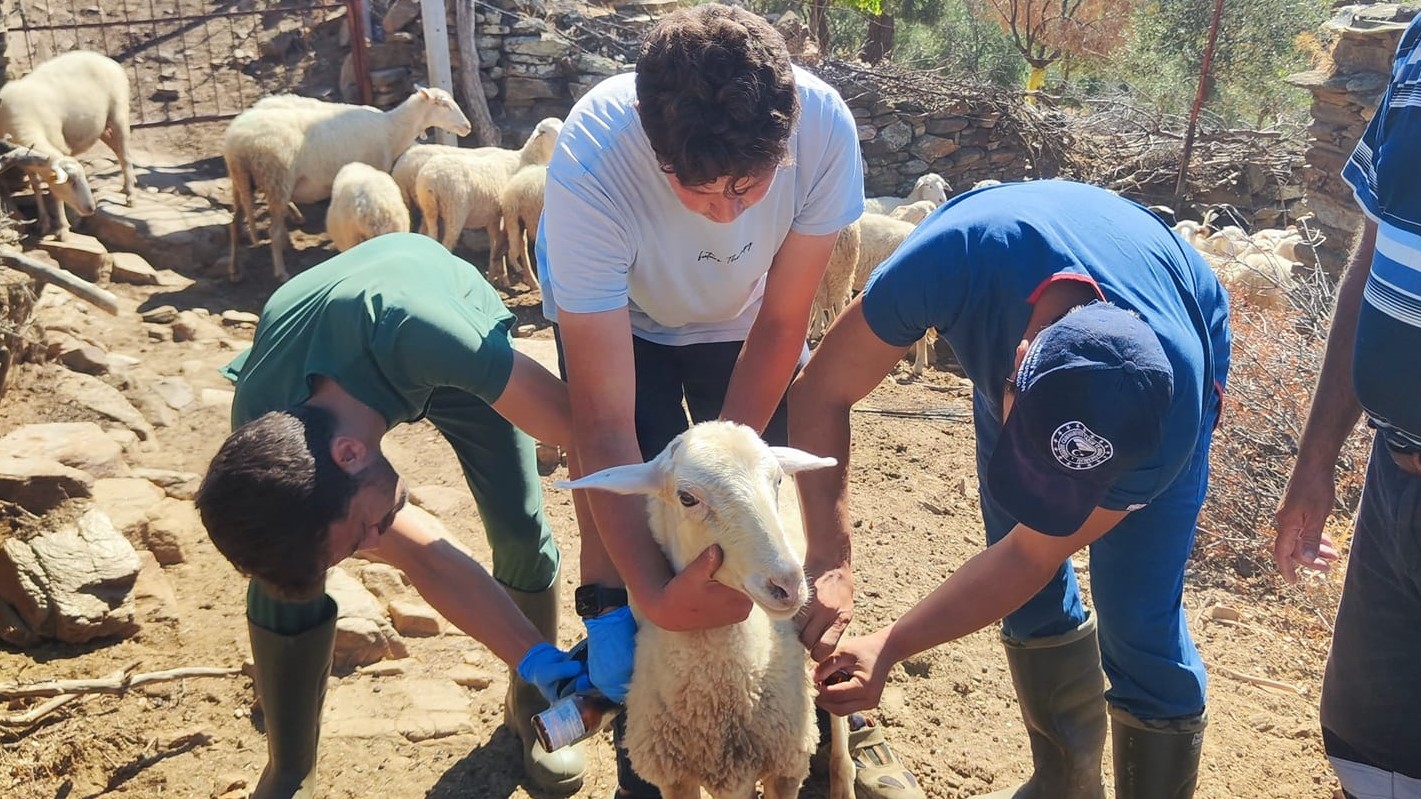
left=420, top=0, right=457, bottom=145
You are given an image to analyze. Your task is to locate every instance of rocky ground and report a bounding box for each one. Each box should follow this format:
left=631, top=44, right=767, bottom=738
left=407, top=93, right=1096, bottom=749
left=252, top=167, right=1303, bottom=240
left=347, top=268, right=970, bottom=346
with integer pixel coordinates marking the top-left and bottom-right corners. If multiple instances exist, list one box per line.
left=0, top=82, right=1349, bottom=799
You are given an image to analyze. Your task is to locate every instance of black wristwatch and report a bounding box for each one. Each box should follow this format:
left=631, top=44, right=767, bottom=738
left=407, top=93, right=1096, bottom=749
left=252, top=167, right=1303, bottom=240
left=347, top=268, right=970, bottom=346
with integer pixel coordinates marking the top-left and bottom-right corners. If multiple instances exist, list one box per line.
left=575, top=584, right=629, bottom=618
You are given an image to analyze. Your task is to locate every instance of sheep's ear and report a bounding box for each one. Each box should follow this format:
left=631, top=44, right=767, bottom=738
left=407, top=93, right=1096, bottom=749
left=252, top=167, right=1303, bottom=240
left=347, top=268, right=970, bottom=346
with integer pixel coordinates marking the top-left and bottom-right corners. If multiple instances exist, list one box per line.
left=769, top=447, right=836, bottom=475
left=416, top=85, right=433, bottom=99
left=556, top=463, right=662, bottom=496
left=48, top=164, right=69, bottom=184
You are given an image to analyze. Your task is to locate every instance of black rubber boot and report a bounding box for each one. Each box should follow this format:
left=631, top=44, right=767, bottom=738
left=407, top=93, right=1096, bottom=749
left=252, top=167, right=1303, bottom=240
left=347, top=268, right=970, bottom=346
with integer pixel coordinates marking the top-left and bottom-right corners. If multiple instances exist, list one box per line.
left=973, top=615, right=1107, bottom=799
left=248, top=596, right=337, bottom=799
left=1111, top=706, right=1206, bottom=799
left=503, top=581, right=587, bottom=795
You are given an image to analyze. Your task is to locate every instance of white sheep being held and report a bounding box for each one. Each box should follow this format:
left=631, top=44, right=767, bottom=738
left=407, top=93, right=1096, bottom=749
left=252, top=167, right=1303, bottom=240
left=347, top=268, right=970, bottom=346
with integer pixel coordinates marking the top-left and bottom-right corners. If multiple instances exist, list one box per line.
left=559, top=421, right=854, bottom=799
left=325, top=162, right=410, bottom=252
left=223, top=86, right=471, bottom=282
left=0, top=50, right=136, bottom=239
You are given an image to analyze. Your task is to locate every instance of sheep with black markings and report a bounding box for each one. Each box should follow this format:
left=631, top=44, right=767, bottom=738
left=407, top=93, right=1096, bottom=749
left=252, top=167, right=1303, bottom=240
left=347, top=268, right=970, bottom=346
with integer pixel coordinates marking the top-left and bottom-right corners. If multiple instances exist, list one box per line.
left=325, top=162, right=410, bottom=252
left=559, top=421, right=854, bottom=799
left=0, top=50, right=136, bottom=239
left=223, top=86, right=471, bottom=282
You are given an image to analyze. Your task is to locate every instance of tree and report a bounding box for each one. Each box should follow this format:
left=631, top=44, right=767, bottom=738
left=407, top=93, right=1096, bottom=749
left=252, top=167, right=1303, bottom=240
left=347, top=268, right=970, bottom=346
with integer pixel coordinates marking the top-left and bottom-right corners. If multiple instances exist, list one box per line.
left=807, top=0, right=881, bottom=53
left=970, top=0, right=1137, bottom=91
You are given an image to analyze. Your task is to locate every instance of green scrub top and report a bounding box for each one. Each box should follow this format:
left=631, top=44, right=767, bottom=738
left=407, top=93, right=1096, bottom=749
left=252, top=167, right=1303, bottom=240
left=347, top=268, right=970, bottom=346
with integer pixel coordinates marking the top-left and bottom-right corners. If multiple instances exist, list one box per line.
left=224, top=233, right=516, bottom=428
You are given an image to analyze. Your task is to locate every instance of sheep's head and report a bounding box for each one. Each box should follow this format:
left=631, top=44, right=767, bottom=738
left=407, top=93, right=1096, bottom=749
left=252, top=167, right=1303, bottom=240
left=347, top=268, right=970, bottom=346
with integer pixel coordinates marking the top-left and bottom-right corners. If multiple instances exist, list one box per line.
left=414, top=86, right=472, bottom=138
left=558, top=421, right=835, bottom=620
left=523, top=117, right=564, bottom=166
left=910, top=173, right=949, bottom=205
left=46, top=156, right=96, bottom=217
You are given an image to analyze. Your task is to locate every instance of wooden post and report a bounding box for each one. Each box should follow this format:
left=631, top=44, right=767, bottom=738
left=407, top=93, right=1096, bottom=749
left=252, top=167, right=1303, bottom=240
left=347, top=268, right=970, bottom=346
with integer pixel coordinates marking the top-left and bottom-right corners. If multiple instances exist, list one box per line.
left=1176, top=0, right=1227, bottom=198
left=420, top=0, right=458, bottom=145
left=455, top=0, right=500, bottom=146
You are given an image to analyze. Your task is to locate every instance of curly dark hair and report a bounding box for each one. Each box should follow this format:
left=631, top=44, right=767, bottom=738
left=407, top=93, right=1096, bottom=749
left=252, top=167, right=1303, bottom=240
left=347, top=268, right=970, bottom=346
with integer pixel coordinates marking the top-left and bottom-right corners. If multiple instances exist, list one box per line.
left=635, top=3, right=800, bottom=189
left=195, top=406, right=359, bottom=601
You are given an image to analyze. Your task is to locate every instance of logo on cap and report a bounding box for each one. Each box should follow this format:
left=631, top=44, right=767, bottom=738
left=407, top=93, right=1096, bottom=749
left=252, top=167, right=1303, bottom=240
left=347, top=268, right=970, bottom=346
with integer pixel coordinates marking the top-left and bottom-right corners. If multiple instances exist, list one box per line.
left=1050, top=421, right=1114, bottom=470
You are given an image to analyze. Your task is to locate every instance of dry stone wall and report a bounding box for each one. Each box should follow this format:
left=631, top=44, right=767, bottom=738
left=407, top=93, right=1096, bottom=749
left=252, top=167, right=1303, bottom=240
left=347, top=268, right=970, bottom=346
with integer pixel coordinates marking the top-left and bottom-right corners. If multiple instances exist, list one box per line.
left=1289, top=3, right=1420, bottom=265
left=351, top=1, right=1042, bottom=185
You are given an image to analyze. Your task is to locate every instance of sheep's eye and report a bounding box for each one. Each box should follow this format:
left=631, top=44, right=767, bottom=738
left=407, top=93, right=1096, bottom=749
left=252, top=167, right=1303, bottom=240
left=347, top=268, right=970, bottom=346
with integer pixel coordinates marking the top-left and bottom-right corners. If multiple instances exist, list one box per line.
left=677, top=490, right=699, bottom=507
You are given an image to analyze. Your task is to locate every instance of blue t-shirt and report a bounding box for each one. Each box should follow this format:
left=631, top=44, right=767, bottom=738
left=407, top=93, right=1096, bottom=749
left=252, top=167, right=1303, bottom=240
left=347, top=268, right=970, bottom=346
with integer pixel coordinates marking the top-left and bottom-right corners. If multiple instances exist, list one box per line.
left=1343, top=15, right=1421, bottom=451
left=861, top=179, right=1231, bottom=511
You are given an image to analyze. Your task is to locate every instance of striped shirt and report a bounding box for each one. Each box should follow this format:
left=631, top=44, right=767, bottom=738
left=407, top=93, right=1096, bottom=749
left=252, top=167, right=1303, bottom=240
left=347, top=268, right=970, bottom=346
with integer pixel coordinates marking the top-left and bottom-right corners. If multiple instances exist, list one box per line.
left=1343, top=14, right=1421, bottom=452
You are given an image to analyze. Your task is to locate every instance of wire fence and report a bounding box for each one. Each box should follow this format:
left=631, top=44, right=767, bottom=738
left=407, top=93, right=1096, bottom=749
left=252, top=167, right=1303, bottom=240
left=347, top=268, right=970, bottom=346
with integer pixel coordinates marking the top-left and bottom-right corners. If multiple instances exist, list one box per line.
left=5, top=0, right=354, bottom=127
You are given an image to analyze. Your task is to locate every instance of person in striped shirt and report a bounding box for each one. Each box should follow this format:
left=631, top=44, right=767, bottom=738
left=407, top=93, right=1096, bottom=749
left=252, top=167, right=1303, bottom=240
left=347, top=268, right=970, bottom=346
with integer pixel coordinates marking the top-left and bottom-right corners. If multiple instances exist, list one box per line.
left=1275, top=12, right=1421, bottom=798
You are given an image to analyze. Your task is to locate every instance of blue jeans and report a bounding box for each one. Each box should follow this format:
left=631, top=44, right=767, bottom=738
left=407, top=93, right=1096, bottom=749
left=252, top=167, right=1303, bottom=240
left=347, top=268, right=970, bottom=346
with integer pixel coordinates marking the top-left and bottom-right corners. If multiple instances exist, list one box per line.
left=972, top=390, right=1213, bottom=721
left=1321, top=434, right=1421, bottom=781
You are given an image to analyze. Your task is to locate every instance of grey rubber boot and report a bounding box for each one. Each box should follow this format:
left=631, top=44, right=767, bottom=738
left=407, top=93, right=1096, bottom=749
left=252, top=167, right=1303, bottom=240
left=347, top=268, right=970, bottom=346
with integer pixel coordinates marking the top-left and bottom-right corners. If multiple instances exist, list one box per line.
left=1111, top=707, right=1206, bottom=799
left=973, top=615, right=1108, bottom=799
left=503, top=581, right=587, bottom=795
left=248, top=597, right=337, bottom=799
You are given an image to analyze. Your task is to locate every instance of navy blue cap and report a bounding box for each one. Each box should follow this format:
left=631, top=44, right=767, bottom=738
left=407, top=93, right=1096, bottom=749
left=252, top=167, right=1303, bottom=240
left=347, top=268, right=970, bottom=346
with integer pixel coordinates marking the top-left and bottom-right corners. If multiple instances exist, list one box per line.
left=987, top=301, right=1174, bottom=536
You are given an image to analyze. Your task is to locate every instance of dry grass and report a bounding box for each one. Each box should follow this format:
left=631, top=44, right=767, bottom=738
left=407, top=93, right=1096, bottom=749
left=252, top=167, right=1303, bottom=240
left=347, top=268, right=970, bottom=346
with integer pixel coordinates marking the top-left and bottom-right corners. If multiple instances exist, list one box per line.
left=1192, top=260, right=1367, bottom=639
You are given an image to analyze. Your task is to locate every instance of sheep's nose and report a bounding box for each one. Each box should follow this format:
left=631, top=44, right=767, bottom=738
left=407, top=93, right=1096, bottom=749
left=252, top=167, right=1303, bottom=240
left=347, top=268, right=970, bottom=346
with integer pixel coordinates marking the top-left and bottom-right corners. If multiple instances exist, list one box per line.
left=762, top=574, right=805, bottom=611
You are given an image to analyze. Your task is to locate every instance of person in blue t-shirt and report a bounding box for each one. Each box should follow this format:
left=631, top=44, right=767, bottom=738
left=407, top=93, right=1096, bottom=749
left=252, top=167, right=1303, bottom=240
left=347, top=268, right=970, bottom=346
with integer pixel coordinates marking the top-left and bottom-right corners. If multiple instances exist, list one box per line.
left=1275, top=13, right=1421, bottom=797
left=790, top=179, right=1231, bottom=799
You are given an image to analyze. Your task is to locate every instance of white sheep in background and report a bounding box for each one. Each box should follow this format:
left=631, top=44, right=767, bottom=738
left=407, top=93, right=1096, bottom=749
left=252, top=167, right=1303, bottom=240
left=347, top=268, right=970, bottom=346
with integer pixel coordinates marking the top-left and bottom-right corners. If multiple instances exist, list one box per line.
left=853, top=213, right=934, bottom=376
left=498, top=163, right=548, bottom=290
left=0, top=50, right=136, bottom=239
left=412, top=119, right=563, bottom=285
left=415, top=152, right=506, bottom=259
left=887, top=199, right=937, bottom=225
left=394, top=117, right=562, bottom=214
left=1202, top=225, right=1252, bottom=258
left=1207, top=250, right=1297, bottom=312
left=392, top=142, right=463, bottom=213
left=971, top=178, right=1003, bottom=190
left=559, top=421, right=854, bottom=799
left=325, top=162, right=410, bottom=252
left=853, top=213, right=917, bottom=293
left=810, top=218, right=861, bottom=341
left=863, top=173, right=949, bottom=216
left=223, top=86, right=471, bottom=281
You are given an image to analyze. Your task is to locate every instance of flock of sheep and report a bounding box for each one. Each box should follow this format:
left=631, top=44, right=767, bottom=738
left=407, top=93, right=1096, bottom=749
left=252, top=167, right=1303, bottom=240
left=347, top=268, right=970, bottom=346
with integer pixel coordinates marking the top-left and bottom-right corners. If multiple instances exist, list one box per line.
left=0, top=50, right=1314, bottom=370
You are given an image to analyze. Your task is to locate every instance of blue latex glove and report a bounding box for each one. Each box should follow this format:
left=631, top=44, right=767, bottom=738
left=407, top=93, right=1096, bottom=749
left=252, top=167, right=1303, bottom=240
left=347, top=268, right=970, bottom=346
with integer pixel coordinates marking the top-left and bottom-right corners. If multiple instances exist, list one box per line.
left=517, top=642, right=590, bottom=704
left=583, top=605, right=637, bottom=702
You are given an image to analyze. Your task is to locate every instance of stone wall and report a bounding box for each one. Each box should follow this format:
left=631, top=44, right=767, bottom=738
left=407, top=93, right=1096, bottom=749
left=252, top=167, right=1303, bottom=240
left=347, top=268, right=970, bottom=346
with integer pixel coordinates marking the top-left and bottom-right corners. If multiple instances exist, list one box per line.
left=1288, top=3, right=1419, bottom=266
left=351, top=1, right=1044, bottom=185
left=809, top=62, right=1051, bottom=197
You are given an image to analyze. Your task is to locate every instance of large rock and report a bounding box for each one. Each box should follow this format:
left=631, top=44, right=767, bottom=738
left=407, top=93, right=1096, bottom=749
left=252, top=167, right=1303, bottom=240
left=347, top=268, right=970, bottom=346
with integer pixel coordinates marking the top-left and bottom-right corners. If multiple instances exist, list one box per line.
left=141, top=497, right=200, bottom=565
left=109, top=252, right=160, bottom=286
left=52, top=367, right=156, bottom=441
left=92, top=477, right=167, bottom=536
left=131, top=550, right=180, bottom=623
left=0, top=422, right=128, bottom=478
left=0, top=509, right=142, bottom=644
left=325, top=567, right=409, bottom=671
left=38, top=233, right=111, bottom=283
left=0, top=457, right=94, bottom=514
left=86, top=191, right=230, bottom=273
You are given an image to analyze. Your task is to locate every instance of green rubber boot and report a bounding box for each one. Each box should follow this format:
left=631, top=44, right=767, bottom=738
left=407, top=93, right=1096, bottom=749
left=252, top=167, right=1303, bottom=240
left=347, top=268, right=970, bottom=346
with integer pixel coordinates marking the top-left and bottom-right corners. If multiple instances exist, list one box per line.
left=973, top=616, right=1107, bottom=799
left=1111, top=707, right=1206, bottom=799
left=248, top=596, right=337, bottom=799
left=503, top=581, right=587, bottom=795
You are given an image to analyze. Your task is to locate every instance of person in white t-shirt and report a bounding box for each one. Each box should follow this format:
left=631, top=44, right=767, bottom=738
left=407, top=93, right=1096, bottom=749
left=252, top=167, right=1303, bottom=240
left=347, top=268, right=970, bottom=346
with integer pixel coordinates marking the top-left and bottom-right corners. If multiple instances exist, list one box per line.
left=536, top=5, right=922, bottom=799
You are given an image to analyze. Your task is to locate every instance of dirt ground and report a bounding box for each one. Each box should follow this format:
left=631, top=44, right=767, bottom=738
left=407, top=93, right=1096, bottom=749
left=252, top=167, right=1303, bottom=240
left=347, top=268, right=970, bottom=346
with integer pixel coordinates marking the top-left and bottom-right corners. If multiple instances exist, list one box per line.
left=0, top=2, right=1351, bottom=795
left=0, top=157, right=1347, bottom=799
